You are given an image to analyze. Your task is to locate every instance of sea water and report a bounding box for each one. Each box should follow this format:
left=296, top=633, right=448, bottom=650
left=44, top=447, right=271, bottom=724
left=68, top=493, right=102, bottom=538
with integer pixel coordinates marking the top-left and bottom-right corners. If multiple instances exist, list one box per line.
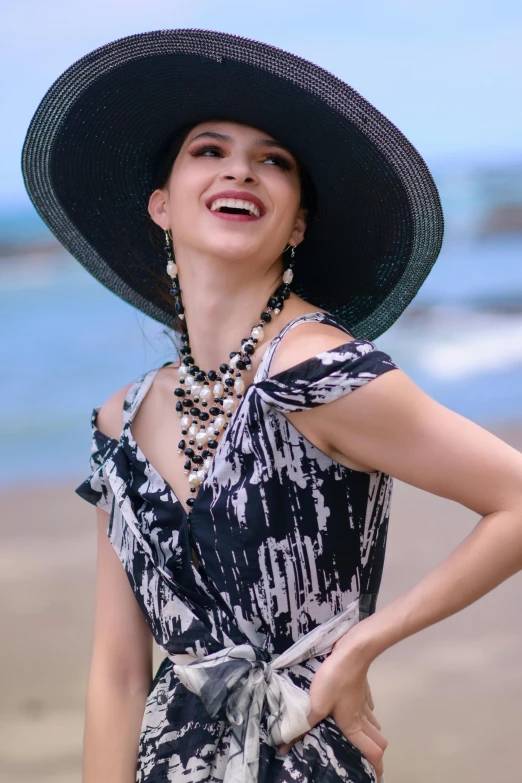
left=1, top=239, right=522, bottom=486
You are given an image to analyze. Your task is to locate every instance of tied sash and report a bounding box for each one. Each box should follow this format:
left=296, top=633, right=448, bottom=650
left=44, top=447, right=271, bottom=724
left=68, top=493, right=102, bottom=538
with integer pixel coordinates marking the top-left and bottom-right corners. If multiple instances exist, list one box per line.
left=168, top=598, right=379, bottom=783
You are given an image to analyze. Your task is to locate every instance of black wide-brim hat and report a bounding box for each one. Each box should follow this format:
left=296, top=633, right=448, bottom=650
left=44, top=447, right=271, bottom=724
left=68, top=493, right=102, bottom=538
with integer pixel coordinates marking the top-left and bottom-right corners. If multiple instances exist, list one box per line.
left=22, top=29, right=444, bottom=340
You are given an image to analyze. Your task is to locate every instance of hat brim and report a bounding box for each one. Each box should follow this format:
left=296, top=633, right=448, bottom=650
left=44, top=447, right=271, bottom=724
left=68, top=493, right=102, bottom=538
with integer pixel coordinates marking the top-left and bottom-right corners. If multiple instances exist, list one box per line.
left=22, top=28, right=444, bottom=340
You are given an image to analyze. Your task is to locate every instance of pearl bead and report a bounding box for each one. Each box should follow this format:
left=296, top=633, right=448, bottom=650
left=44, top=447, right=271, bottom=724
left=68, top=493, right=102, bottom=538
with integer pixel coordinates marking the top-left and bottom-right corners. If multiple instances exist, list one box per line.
left=191, top=384, right=202, bottom=396
left=206, top=426, right=215, bottom=436
left=273, top=308, right=281, bottom=315
left=181, top=416, right=189, bottom=427
left=213, top=382, right=224, bottom=397
left=234, top=378, right=245, bottom=394
left=196, top=431, right=207, bottom=446
left=204, top=458, right=212, bottom=471
left=188, top=473, right=201, bottom=487
left=251, top=326, right=264, bottom=341
left=229, top=355, right=239, bottom=367
left=196, top=469, right=206, bottom=480
left=167, top=262, right=178, bottom=277
left=214, top=415, right=225, bottom=428
left=283, top=268, right=293, bottom=284
left=177, top=365, right=188, bottom=376
left=189, top=424, right=198, bottom=437
left=223, top=397, right=235, bottom=412
left=200, top=388, right=212, bottom=401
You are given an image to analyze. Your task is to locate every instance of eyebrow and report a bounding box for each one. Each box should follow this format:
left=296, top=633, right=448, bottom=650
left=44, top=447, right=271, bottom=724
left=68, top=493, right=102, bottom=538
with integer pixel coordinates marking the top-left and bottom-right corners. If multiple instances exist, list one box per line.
left=188, top=131, right=295, bottom=156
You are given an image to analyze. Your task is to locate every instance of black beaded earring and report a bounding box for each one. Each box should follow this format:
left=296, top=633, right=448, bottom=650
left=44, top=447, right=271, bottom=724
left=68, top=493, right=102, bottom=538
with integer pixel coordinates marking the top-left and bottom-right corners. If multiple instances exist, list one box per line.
left=165, top=230, right=185, bottom=321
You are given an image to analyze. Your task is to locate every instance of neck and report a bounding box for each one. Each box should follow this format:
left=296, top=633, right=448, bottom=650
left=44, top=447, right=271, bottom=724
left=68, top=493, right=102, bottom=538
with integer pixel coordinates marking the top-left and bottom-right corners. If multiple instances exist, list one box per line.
left=174, top=247, right=287, bottom=371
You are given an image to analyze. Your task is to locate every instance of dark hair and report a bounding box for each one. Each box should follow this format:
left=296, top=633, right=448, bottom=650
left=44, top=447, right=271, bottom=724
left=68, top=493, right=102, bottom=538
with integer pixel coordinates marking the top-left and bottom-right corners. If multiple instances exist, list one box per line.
left=148, top=119, right=318, bottom=334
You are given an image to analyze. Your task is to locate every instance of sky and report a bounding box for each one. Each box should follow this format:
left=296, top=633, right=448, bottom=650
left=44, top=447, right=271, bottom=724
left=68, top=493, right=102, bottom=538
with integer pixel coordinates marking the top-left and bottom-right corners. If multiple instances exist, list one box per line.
left=2, top=0, right=522, bottom=209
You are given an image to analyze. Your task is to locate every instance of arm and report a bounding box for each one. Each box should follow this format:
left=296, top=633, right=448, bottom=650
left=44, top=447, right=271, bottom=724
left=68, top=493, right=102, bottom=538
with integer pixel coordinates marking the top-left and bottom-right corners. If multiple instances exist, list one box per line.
left=321, top=368, right=522, bottom=658
left=83, top=387, right=153, bottom=783
left=286, top=366, right=522, bottom=769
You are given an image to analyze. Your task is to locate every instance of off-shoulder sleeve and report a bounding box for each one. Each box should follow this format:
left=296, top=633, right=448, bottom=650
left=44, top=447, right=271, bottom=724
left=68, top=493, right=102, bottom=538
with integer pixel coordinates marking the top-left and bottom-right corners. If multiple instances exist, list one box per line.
left=255, top=339, right=400, bottom=412
left=75, top=408, right=119, bottom=512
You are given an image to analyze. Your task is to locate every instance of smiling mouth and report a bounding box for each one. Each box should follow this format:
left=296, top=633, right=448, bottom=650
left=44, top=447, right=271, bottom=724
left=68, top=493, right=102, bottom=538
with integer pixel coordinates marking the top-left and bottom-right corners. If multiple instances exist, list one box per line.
left=208, top=197, right=262, bottom=218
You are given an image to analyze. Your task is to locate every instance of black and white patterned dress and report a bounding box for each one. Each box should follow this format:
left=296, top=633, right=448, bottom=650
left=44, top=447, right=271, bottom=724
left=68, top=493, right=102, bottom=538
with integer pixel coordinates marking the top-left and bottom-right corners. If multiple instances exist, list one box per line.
left=76, top=311, right=399, bottom=783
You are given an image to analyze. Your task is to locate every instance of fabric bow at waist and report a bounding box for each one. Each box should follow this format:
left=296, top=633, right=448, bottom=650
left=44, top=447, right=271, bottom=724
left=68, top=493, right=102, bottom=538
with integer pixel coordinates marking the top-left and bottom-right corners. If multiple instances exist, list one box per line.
left=168, top=598, right=361, bottom=783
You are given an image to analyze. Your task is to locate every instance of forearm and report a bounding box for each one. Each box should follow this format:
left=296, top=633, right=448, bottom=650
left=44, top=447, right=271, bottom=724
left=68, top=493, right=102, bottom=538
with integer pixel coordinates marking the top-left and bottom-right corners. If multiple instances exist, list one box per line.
left=344, top=506, right=522, bottom=667
left=83, top=665, right=151, bottom=783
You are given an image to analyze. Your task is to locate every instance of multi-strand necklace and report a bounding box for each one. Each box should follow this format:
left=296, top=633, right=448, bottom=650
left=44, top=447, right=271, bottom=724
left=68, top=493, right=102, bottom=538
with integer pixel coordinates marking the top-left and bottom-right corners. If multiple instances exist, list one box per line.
left=166, top=231, right=295, bottom=509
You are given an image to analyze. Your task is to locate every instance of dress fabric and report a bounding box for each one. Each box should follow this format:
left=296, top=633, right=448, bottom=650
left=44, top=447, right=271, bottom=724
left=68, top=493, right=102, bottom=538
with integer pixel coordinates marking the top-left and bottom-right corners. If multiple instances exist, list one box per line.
left=76, top=310, right=399, bottom=783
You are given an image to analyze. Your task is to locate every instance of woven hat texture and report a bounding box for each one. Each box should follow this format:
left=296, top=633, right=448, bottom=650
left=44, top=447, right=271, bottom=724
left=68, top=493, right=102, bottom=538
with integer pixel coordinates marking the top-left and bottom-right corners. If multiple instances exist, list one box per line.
left=22, top=28, right=444, bottom=340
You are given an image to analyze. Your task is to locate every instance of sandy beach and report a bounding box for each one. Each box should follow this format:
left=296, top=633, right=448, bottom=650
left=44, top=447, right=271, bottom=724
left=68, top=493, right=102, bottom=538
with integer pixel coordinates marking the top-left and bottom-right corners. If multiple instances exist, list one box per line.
left=1, top=419, right=521, bottom=783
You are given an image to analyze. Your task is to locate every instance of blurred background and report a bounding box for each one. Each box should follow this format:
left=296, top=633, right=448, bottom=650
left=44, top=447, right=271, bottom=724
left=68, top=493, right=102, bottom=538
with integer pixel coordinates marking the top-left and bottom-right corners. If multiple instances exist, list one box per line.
left=1, top=2, right=521, bottom=781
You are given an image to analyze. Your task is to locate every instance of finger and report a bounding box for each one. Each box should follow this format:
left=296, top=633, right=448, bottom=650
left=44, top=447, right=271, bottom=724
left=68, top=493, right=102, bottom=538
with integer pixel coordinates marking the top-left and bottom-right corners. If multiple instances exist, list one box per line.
left=373, top=756, right=384, bottom=780
left=365, top=680, right=375, bottom=711
left=361, top=715, right=388, bottom=752
left=363, top=704, right=381, bottom=731
left=342, top=729, right=384, bottom=771
left=278, top=731, right=307, bottom=755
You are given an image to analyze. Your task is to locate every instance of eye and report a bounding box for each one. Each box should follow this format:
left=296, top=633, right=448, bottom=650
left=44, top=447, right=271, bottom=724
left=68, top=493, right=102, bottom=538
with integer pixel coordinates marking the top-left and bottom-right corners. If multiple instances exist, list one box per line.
left=189, top=144, right=224, bottom=158
left=263, top=154, right=293, bottom=171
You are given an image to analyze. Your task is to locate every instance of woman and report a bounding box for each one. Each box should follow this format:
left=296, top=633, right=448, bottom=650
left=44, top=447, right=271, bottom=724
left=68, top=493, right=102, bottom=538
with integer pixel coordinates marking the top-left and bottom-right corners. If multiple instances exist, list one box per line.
left=22, top=29, right=522, bottom=783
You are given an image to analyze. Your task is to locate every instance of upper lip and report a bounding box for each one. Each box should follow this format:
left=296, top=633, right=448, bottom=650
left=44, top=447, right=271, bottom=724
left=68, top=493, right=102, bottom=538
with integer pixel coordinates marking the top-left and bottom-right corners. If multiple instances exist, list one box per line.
left=205, top=190, right=266, bottom=216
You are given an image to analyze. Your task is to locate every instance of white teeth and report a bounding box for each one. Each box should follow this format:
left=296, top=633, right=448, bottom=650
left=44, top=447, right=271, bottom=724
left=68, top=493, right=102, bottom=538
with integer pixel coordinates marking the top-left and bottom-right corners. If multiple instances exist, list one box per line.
left=209, top=197, right=261, bottom=217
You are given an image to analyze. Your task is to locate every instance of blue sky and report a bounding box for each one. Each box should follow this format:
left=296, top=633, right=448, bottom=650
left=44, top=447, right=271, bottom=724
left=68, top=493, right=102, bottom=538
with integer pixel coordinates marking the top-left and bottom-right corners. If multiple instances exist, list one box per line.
left=3, top=0, right=522, bottom=208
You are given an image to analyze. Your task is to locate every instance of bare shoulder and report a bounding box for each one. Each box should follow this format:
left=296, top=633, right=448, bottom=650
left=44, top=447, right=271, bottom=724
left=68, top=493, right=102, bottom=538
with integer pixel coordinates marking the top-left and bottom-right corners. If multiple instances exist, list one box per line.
left=269, top=318, right=355, bottom=377
left=96, top=382, right=135, bottom=440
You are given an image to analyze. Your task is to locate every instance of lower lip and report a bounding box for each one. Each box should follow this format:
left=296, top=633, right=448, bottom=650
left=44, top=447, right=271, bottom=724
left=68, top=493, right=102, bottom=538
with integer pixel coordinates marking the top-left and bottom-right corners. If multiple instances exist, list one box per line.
left=207, top=208, right=262, bottom=222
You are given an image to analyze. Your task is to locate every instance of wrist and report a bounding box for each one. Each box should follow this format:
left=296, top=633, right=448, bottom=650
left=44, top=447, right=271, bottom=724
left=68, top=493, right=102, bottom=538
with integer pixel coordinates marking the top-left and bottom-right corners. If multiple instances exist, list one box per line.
left=335, top=616, right=382, bottom=670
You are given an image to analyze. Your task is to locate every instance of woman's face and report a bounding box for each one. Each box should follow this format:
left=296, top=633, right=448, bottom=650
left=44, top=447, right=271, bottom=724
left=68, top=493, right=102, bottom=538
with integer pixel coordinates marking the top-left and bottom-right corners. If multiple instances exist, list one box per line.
left=149, top=119, right=307, bottom=263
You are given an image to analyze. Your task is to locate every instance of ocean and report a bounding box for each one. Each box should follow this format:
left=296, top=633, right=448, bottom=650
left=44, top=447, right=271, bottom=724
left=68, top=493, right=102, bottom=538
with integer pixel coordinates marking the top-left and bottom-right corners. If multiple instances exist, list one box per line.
left=1, top=237, right=522, bottom=486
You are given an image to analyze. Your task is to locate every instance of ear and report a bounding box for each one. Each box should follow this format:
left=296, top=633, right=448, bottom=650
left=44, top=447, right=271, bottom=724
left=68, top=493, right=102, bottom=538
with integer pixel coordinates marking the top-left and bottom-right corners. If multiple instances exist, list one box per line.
left=148, top=188, right=170, bottom=231
left=288, top=206, right=308, bottom=247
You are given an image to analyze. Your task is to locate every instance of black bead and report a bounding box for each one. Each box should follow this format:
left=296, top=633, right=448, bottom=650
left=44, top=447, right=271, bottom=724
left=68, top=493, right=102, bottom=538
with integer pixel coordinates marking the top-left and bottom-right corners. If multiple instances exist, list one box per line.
left=272, top=301, right=283, bottom=310
left=208, top=370, right=217, bottom=381
left=180, top=345, right=191, bottom=355
left=209, top=407, right=220, bottom=416
left=187, top=366, right=197, bottom=375
left=196, top=372, right=206, bottom=382
left=190, top=486, right=196, bottom=493
left=226, top=411, right=233, bottom=418
left=193, top=455, right=203, bottom=464
left=187, top=497, right=195, bottom=506
left=174, top=387, right=185, bottom=397
left=280, top=286, right=291, bottom=300
left=175, top=300, right=185, bottom=315
left=181, top=429, right=187, bottom=435
left=224, top=377, right=234, bottom=387
left=207, top=439, right=218, bottom=449
left=260, top=311, right=272, bottom=322
left=182, top=356, right=194, bottom=366
left=175, top=401, right=183, bottom=413
left=181, top=333, right=189, bottom=343
left=189, top=439, right=194, bottom=445
left=199, top=411, right=210, bottom=421
left=202, top=450, right=212, bottom=458
left=178, top=439, right=186, bottom=450
left=243, top=343, right=254, bottom=355
left=230, top=351, right=239, bottom=359
left=170, top=286, right=180, bottom=297
left=190, top=407, right=200, bottom=416
left=236, top=360, right=246, bottom=370
left=219, top=363, right=229, bottom=374
left=182, top=399, right=192, bottom=407
left=184, top=447, right=194, bottom=458
left=268, top=297, right=279, bottom=308
left=184, top=459, right=191, bottom=470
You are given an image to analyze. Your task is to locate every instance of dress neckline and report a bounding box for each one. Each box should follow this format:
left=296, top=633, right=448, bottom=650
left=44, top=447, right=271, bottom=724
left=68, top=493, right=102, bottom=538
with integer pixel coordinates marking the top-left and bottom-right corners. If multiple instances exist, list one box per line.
left=117, top=310, right=365, bottom=518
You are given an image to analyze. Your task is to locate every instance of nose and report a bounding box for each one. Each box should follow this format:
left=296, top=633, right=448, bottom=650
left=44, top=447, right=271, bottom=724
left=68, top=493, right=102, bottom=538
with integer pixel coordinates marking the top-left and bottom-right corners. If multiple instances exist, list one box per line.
left=220, top=153, right=258, bottom=184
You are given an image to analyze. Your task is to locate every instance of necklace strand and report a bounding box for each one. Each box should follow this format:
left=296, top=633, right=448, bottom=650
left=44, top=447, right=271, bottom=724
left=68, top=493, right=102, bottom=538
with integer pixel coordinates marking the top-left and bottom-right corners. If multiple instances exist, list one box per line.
left=169, top=256, right=294, bottom=510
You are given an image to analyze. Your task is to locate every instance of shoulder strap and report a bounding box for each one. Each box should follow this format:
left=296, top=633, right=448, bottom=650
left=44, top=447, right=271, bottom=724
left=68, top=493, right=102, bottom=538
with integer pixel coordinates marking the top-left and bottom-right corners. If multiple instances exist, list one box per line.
left=254, top=311, right=352, bottom=383
left=122, top=367, right=161, bottom=427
